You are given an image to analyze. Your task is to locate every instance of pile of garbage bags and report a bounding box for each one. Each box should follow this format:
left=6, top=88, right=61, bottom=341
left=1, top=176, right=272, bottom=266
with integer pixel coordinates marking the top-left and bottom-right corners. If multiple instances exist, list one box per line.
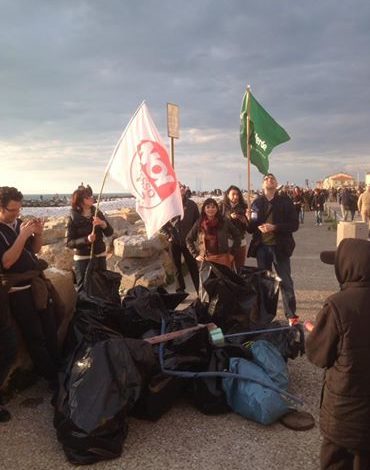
left=53, top=261, right=305, bottom=465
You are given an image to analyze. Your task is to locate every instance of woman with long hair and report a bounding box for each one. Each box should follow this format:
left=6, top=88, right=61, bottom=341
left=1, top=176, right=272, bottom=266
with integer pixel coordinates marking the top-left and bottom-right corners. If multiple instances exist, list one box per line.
left=186, top=198, right=241, bottom=270
left=219, top=185, right=248, bottom=271
left=66, top=185, right=113, bottom=291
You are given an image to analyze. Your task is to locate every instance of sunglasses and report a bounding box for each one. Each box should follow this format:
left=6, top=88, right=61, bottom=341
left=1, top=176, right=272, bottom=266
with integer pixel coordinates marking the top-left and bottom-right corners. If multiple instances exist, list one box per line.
left=4, top=206, right=21, bottom=213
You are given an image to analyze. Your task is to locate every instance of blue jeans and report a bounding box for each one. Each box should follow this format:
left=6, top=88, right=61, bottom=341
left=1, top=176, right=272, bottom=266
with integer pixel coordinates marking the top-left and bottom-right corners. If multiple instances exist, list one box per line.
left=315, top=210, right=322, bottom=224
left=256, top=245, right=296, bottom=319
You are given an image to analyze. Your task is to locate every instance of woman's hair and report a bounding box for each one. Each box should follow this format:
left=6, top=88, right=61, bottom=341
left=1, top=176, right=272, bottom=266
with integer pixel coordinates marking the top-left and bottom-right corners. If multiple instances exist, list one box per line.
left=222, top=185, right=246, bottom=208
left=200, top=198, right=223, bottom=223
left=71, top=188, right=92, bottom=212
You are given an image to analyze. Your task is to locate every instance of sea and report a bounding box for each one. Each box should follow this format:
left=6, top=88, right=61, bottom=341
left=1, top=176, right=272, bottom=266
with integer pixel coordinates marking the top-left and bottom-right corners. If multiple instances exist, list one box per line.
left=22, top=193, right=136, bottom=218
left=23, top=193, right=132, bottom=201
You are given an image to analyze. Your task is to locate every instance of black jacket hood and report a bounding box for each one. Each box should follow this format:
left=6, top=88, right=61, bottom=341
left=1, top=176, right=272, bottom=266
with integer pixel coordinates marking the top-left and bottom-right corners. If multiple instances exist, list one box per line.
left=334, top=238, right=370, bottom=285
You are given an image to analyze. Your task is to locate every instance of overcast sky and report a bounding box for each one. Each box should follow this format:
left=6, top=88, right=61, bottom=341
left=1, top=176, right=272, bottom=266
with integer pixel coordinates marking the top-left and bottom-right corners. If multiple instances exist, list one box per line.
left=1, top=0, right=370, bottom=194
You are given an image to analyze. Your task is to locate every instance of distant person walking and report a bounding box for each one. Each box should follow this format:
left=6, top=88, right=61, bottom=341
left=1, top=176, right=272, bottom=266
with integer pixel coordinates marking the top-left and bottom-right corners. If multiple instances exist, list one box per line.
left=311, top=188, right=325, bottom=226
left=340, top=188, right=353, bottom=221
left=291, top=186, right=304, bottom=224
left=66, top=185, right=113, bottom=291
left=246, top=173, right=299, bottom=326
left=219, top=185, right=248, bottom=271
left=186, top=198, right=241, bottom=270
left=160, top=183, right=200, bottom=293
left=358, top=184, right=370, bottom=225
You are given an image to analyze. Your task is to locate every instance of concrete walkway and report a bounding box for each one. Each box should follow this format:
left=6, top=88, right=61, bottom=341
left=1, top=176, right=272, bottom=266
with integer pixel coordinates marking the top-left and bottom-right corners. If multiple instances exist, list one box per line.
left=0, top=211, right=340, bottom=470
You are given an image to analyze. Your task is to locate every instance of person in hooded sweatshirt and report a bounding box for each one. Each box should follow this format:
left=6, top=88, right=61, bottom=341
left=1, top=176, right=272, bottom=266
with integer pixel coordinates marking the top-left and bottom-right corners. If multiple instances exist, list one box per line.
left=306, top=238, right=370, bottom=470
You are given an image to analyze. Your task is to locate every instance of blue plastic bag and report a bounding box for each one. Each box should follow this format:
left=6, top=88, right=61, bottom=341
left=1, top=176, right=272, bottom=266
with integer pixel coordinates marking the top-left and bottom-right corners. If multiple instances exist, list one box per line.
left=223, top=341, right=291, bottom=425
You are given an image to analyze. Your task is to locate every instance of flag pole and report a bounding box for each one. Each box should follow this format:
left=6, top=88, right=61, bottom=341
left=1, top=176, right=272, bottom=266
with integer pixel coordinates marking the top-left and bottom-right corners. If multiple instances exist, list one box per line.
left=89, top=100, right=146, bottom=258
left=246, top=85, right=251, bottom=217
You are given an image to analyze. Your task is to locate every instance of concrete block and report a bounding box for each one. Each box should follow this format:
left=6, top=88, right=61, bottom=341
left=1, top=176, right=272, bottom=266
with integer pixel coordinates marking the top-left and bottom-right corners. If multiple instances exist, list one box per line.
left=337, top=221, right=369, bottom=246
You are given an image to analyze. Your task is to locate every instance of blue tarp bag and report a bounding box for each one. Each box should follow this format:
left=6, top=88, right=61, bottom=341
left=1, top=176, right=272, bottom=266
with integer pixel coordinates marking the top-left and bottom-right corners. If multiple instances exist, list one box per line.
left=223, top=341, right=291, bottom=425
left=250, top=340, right=289, bottom=390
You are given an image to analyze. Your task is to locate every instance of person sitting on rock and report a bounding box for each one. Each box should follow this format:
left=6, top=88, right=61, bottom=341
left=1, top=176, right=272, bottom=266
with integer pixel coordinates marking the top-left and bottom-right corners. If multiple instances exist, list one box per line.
left=0, top=186, right=59, bottom=394
left=0, top=288, right=17, bottom=422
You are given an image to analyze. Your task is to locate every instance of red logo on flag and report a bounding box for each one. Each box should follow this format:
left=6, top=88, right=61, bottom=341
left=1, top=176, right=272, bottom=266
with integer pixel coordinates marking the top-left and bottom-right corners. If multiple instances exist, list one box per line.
left=130, top=140, right=176, bottom=209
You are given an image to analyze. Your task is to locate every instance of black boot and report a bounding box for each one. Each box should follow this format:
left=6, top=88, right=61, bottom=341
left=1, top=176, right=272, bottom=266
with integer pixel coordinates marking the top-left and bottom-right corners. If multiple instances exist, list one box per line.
left=0, top=406, right=11, bottom=422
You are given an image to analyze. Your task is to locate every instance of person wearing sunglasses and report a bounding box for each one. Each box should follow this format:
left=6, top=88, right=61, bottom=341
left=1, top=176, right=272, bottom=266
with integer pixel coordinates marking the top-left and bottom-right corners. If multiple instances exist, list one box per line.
left=0, top=187, right=59, bottom=420
left=246, top=173, right=300, bottom=326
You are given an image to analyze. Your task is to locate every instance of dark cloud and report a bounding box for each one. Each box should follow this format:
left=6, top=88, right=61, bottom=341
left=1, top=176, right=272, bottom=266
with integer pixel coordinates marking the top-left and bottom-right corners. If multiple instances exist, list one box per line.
left=0, top=0, right=369, bottom=192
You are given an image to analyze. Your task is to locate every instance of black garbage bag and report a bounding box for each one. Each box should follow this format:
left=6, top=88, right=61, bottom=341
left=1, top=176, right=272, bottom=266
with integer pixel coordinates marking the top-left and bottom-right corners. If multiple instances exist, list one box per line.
left=256, top=322, right=305, bottom=360
left=189, top=343, right=253, bottom=415
left=82, top=257, right=122, bottom=305
left=130, top=373, right=186, bottom=421
left=199, top=262, right=258, bottom=333
left=239, top=266, right=280, bottom=328
left=151, top=286, right=189, bottom=310
left=131, top=304, right=211, bottom=421
left=119, top=286, right=170, bottom=338
left=54, top=327, right=143, bottom=465
left=199, top=262, right=280, bottom=333
left=62, top=297, right=125, bottom=358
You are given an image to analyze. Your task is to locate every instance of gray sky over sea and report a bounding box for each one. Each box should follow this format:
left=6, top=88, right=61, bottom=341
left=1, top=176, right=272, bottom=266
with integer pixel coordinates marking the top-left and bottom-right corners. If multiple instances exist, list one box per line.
left=1, top=0, right=369, bottom=193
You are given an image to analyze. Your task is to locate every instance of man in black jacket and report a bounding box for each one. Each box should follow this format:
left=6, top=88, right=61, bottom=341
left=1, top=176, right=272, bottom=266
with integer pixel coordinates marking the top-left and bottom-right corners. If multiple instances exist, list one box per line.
left=0, top=296, right=17, bottom=422
left=247, top=174, right=299, bottom=325
left=161, top=183, right=200, bottom=293
left=0, top=187, right=58, bottom=398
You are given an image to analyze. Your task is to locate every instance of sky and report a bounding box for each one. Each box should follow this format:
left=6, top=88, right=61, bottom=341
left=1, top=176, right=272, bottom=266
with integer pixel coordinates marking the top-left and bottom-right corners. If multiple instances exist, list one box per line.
left=1, top=0, right=370, bottom=194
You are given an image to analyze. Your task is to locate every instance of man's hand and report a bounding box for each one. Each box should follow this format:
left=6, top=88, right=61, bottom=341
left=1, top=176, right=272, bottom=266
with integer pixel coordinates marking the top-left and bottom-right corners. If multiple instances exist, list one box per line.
left=196, top=255, right=205, bottom=262
left=258, top=223, right=276, bottom=233
left=19, top=220, right=37, bottom=239
left=32, top=218, right=44, bottom=235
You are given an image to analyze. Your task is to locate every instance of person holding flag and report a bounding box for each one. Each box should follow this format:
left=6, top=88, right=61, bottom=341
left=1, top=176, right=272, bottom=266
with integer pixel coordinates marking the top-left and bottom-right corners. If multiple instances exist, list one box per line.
left=240, top=87, right=298, bottom=324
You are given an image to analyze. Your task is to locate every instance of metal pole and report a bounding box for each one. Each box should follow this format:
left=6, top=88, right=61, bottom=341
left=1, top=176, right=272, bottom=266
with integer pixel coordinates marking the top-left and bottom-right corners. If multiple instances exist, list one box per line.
left=170, top=136, right=175, bottom=168
left=246, top=85, right=252, bottom=217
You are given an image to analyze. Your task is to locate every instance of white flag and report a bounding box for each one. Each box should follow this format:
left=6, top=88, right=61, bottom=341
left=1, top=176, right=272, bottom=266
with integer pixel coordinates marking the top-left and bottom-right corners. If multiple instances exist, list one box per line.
left=108, top=102, right=183, bottom=238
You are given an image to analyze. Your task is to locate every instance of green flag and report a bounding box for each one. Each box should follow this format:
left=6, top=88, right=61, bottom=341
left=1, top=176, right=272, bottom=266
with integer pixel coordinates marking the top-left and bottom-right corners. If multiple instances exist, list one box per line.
left=240, top=91, right=290, bottom=175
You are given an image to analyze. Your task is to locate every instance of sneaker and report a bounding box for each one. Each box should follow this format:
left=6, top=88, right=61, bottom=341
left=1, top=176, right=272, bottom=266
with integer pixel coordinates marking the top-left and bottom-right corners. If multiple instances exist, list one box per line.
left=0, top=406, right=11, bottom=423
left=289, top=316, right=300, bottom=327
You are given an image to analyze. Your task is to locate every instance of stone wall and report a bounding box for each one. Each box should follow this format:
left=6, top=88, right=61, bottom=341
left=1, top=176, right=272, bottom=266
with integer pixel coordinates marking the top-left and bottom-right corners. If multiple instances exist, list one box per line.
left=39, top=208, right=174, bottom=292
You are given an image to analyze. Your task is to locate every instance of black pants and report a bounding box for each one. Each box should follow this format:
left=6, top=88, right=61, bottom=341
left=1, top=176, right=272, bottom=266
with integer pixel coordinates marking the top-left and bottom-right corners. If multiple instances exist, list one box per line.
left=0, top=324, right=17, bottom=388
left=74, top=257, right=107, bottom=292
left=9, top=289, right=58, bottom=381
left=321, top=437, right=370, bottom=470
left=168, top=242, right=199, bottom=292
